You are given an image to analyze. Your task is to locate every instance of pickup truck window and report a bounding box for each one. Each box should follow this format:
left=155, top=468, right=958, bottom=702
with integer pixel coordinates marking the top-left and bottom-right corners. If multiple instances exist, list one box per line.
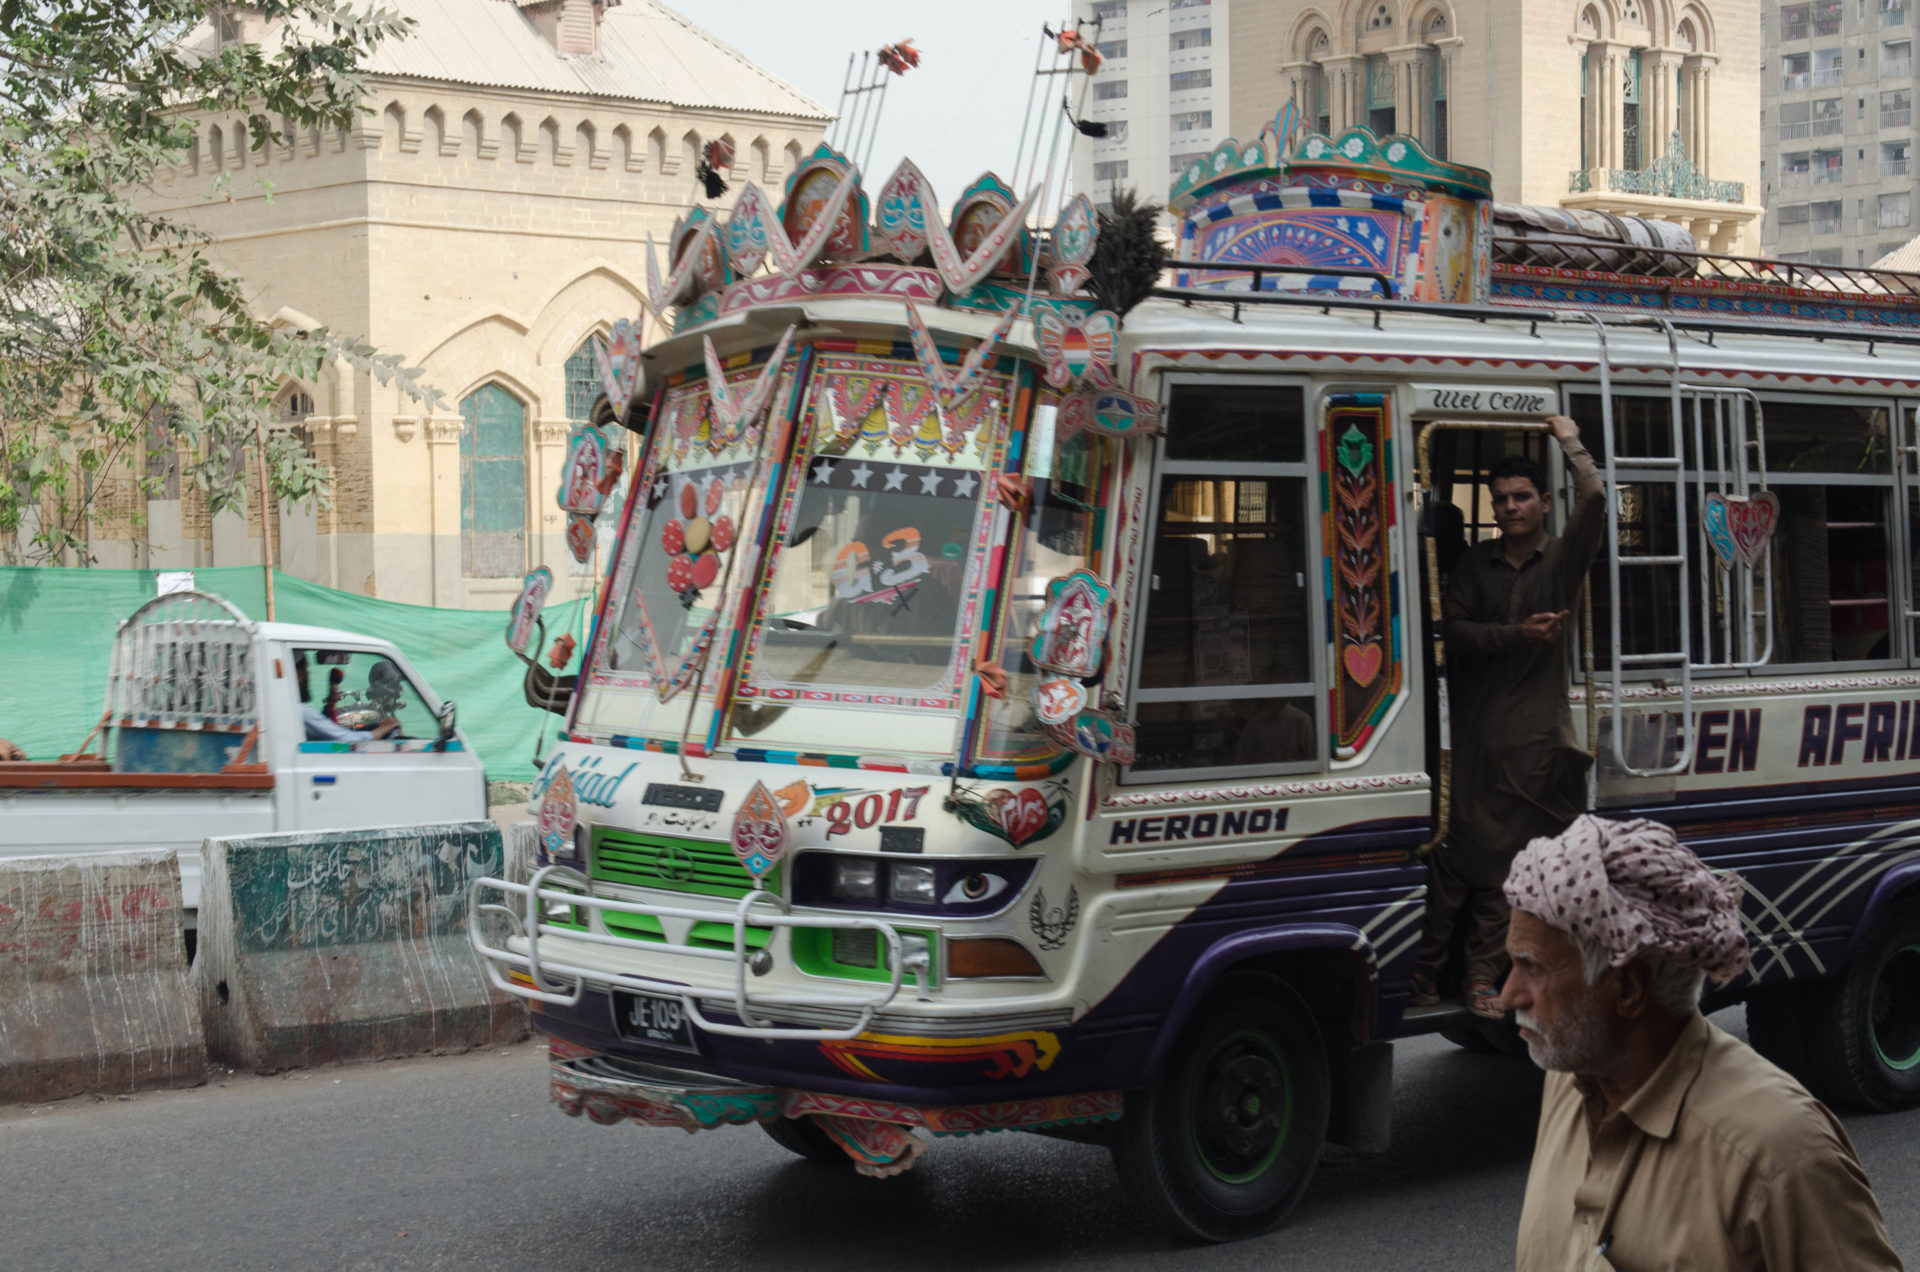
left=294, top=649, right=438, bottom=744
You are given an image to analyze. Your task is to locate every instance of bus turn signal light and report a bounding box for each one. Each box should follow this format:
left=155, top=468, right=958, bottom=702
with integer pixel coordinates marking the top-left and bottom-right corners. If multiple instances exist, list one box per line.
left=946, top=937, right=1044, bottom=979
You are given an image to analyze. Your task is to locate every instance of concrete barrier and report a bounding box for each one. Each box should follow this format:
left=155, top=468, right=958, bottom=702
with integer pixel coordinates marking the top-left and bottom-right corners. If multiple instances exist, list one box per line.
left=194, top=821, right=527, bottom=1073
left=0, top=851, right=206, bottom=1102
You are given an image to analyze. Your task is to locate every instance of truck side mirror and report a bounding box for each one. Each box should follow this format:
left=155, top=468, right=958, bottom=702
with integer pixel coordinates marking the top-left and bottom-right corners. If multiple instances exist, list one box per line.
left=435, top=700, right=457, bottom=751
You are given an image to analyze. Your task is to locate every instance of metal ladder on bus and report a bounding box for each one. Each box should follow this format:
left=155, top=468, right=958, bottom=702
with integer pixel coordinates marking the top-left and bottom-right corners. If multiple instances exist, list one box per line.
left=1581, top=314, right=1693, bottom=778
left=1581, top=315, right=1772, bottom=778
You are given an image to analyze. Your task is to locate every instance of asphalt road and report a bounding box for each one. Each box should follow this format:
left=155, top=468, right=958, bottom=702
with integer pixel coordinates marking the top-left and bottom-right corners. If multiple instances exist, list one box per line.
left=4, top=1007, right=1916, bottom=1271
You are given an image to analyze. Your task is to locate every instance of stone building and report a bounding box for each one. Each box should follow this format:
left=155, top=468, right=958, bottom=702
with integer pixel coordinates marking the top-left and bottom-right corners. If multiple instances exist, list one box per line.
left=1759, top=0, right=1917, bottom=267
left=1223, top=1, right=1762, bottom=254
left=94, top=0, right=829, bottom=609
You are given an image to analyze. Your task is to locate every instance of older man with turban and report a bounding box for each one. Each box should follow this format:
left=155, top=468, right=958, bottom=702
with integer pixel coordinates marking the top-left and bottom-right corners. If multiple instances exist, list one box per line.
left=1503, top=815, right=1903, bottom=1272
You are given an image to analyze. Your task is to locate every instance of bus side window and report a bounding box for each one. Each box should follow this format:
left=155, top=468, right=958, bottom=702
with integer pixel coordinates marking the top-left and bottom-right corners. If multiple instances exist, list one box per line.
left=1572, top=394, right=1895, bottom=669
left=1128, top=383, right=1320, bottom=776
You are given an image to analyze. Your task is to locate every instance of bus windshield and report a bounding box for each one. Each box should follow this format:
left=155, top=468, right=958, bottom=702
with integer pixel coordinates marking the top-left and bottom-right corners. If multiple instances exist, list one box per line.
left=729, top=350, right=1003, bottom=757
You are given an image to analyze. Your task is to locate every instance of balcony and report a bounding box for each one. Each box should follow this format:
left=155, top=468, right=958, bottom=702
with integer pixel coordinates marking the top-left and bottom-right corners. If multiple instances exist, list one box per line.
left=1888, top=5, right=1911, bottom=27
left=1567, top=131, right=1746, bottom=204
left=1812, top=67, right=1846, bottom=87
left=1814, top=215, right=1846, bottom=234
left=1814, top=116, right=1845, bottom=136
left=1887, top=158, right=1914, bottom=176
left=1784, top=71, right=1813, bottom=90
left=1782, top=171, right=1813, bottom=191
left=1813, top=166, right=1846, bottom=184
left=1884, top=108, right=1914, bottom=127
left=1781, top=122, right=1814, bottom=140
left=1888, top=58, right=1914, bottom=77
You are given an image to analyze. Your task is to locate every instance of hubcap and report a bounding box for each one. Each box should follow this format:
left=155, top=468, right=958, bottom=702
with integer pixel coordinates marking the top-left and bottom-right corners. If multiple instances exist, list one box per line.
left=1193, top=1029, right=1293, bottom=1184
left=1871, top=943, right=1920, bottom=1072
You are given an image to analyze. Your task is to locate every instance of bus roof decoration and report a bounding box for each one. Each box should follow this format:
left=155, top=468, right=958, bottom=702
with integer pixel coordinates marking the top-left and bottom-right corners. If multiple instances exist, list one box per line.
left=1047, top=193, right=1098, bottom=297
left=781, top=144, right=869, bottom=264
left=702, top=323, right=798, bottom=443
left=1170, top=123, right=1494, bottom=305
left=593, top=318, right=643, bottom=421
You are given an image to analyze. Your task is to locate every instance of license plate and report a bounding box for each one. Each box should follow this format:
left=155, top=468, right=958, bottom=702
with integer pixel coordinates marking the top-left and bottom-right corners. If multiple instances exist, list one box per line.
left=610, top=990, right=696, bottom=1052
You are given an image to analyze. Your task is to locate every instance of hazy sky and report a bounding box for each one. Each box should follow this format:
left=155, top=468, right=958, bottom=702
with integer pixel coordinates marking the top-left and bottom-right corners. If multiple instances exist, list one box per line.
left=682, top=2, right=1082, bottom=200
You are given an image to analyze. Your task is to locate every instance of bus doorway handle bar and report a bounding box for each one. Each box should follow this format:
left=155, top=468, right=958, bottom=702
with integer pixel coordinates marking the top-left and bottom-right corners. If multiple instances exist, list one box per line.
left=1413, top=418, right=1593, bottom=857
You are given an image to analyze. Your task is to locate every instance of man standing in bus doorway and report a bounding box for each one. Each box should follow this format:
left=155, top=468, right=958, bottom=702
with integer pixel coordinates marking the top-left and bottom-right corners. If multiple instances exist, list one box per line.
left=1504, top=816, right=1903, bottom=1271
left=1412, top=413, right=1606, bottom=1019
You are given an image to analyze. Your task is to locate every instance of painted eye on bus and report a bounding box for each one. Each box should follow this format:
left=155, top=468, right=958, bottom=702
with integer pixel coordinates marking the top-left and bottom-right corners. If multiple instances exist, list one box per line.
left=944, top=872, right=1009, bottom=904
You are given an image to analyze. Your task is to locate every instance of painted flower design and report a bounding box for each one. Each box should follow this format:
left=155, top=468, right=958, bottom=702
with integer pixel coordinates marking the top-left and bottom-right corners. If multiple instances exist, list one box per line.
left=1342, top=137, right=1366, bottom=159
left=660, top=476, right=731, bottom=606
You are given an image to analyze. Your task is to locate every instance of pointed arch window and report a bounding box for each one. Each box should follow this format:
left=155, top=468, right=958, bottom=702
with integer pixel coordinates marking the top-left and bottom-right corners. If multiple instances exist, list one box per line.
left=564, top=338, right=603, bottom=422
left=460, top=383, right=528, bottom=577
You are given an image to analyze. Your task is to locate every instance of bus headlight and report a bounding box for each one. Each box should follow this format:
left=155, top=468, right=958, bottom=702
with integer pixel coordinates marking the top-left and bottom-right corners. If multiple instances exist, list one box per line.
left=829, top=858, right=880, bottom=900
left=888, top=862, right=937, bottom=905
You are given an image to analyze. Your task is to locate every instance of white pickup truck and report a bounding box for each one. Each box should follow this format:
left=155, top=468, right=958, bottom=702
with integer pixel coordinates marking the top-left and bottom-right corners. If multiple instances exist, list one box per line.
left=0, top=590, right=486, bottom=920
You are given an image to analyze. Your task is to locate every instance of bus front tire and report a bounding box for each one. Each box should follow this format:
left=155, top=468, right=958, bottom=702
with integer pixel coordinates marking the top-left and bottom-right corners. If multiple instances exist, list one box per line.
left=1802, top=899, right=1920, bottom=1113
left=1111, top=975, right=1330, bottom=1243
left=761, top=1115, right=854, bottom=1166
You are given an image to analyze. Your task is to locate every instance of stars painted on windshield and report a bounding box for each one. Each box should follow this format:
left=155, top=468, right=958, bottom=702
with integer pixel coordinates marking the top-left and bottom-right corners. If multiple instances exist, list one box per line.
left=883, top=466, right=906, bottom=491
left=811, top=459, right=834, bottom=484
left=950, top=471, right=978, bottom=499
left=917, top=471, right=943, bottom=495
left=849, top=463, right=874, bottom=488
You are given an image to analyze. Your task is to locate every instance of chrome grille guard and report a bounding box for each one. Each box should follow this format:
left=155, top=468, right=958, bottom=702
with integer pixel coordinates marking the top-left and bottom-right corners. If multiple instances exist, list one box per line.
left=469, top=865, right=928, bottom=1042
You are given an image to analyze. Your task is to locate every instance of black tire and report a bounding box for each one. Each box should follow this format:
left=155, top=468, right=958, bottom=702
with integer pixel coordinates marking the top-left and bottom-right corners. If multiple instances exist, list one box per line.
left=1111, top=974, right=1330, bottom=1243
left=1802, top=899, right=1920, bottom=1112
left=761, top=1115, right=853, bottom=1166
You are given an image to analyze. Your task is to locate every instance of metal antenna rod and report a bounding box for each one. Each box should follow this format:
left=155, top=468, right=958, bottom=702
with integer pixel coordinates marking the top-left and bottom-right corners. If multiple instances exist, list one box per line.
left=861, top=74, right=891, bottom=174
left=829, top=51, right=858, bottom=149
left=847, top=55, right=877, bottom=170
left=1010, top=24, right=1052, bottom=189
left=848, top=52, right=878, bottom=163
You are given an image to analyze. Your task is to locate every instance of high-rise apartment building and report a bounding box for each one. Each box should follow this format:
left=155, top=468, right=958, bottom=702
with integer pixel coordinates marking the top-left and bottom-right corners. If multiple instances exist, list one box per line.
left=1222, top=2, right=1762, bottom=254
left=1071, top=0, right=1233, bottom=212
left=1760, top=0, right=1917, bottom=265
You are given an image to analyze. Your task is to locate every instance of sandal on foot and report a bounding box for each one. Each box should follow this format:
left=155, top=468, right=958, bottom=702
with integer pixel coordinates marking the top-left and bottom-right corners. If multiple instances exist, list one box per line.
left=1408, top=969, right=1441, bottom=1008
left=1462, top=973, right=1505, bottom=1020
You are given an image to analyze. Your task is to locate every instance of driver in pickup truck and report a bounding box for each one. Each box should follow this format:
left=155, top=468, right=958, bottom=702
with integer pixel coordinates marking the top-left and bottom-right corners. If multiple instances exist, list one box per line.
left=294, top=653, right=400, bottom=743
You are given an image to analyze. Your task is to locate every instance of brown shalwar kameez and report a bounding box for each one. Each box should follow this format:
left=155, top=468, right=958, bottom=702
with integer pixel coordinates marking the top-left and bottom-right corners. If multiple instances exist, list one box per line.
left=1417, top=438, right=1607, bottom=981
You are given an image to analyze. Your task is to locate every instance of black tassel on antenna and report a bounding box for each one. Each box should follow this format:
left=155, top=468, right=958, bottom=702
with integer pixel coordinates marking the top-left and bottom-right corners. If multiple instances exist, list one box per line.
left=696, top=138, right=734, bottom=200
left=1088, top=188, right=1170, bottom=324
left=1062, top=97, right=1108, bottom=139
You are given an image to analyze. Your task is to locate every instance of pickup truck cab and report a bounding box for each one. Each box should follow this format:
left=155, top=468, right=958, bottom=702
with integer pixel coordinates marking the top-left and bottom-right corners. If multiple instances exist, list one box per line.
left=0, top=590, right=486, bottom=920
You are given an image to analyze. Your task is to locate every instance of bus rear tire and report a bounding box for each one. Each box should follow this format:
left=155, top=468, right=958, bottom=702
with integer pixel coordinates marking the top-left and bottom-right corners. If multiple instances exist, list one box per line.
left=761, top=1115, right=853, bottom=1166
left=1802, top=899, right=1920, bottom=1113
left=1111, top=975, right=1329, bottom=1243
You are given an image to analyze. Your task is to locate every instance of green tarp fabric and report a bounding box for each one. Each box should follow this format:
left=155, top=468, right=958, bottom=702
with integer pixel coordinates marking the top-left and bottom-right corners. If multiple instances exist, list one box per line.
left=0, top=566, right=589, bottom=781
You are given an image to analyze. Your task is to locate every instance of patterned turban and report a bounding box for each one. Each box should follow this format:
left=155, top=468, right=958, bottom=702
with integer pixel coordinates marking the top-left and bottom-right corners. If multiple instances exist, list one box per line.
left=1504, top=814, right=1750, bottom=984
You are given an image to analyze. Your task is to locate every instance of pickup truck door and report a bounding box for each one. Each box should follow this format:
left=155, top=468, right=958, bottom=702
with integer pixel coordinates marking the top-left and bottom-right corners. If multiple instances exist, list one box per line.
left=286, top=644, right=484, bottom=830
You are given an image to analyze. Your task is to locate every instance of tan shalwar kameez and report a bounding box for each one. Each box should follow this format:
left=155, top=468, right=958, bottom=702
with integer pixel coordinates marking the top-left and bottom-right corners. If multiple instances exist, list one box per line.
left=1516, top=1012, right=1904, bottom=1271
left=1418, top=439, right=1607, bottom=980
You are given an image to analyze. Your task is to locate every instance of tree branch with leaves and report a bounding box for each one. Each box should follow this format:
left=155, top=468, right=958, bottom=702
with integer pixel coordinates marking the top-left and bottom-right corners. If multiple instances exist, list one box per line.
left=0, top=0, right=439, bottom=564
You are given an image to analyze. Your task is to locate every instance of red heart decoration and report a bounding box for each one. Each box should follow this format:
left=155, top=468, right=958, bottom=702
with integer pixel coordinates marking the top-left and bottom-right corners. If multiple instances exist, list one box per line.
left=1343, top=642, right=1383, bottom=688
left=996, top=788, right=1050, bottom=846
left=1725, top=492, right=1779, bottom=570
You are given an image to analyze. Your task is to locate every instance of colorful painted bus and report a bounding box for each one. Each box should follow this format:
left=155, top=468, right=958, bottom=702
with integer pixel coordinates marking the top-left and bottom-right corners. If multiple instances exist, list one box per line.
left=471, top=124, right=1920, bottom=1240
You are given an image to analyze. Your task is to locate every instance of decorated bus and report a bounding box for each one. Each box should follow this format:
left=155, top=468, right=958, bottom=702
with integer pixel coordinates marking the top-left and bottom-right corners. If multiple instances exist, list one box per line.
left=471, top=112, right=1920, bottom=1240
